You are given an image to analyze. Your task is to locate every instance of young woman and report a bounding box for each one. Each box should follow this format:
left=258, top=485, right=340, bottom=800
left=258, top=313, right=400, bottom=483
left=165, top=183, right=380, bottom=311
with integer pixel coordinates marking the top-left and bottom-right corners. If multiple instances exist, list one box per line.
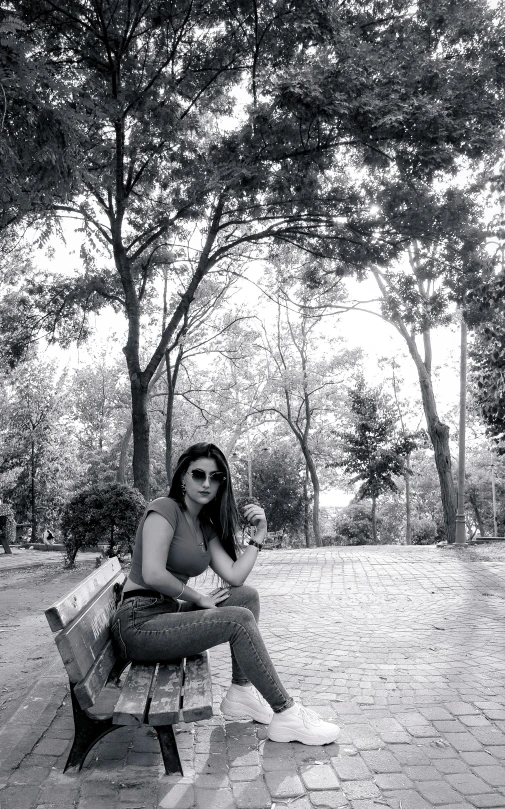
left=112, top=442, right=340, bottom=745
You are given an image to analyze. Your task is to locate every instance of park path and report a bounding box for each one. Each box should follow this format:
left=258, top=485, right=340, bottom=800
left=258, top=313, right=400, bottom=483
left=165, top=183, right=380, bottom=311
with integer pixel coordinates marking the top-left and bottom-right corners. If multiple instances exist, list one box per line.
left=1, top=545, right=505, bottom=809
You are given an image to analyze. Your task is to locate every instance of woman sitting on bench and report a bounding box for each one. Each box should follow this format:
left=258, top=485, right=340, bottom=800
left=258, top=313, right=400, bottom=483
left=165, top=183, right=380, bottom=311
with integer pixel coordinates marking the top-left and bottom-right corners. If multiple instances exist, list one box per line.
left=112, top=442, right=340, bottom=746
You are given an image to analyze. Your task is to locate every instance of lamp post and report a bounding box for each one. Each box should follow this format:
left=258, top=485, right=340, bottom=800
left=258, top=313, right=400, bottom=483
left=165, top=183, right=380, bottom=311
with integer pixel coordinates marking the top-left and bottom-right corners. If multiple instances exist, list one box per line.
left=455, top=313, right=467, bottom=545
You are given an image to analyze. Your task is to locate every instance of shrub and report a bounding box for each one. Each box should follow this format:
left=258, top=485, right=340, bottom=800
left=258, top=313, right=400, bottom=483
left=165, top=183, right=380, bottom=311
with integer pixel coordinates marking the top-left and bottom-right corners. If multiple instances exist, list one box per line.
left=60, top=482, right=145, bottom=568
left=333, top=503, right=378, bottom=546
left=411, top=517, right=441, bottom=545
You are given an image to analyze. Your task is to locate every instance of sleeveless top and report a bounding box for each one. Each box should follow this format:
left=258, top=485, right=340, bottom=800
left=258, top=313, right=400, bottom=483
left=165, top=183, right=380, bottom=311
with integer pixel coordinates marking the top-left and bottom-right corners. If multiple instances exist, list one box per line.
left=129, top=497, right=218, bottom=588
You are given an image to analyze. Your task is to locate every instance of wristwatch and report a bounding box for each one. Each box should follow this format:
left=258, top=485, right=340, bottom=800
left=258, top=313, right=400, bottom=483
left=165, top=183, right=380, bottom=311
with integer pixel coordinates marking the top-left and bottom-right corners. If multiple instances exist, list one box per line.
left=248, top=539, right=263, bottom=551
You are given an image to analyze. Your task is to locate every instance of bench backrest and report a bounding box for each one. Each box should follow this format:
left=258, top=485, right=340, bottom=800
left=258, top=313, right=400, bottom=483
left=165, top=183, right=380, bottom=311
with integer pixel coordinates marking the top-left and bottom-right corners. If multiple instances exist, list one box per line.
left=45, top=557, right=126, bottom=706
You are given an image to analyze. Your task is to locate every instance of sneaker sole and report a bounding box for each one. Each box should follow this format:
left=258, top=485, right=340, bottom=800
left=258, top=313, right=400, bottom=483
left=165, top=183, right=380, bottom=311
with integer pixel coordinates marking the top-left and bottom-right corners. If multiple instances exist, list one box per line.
left=220, top=696, right=272, bottom=724
left=267, top=726, right=341, bottom=745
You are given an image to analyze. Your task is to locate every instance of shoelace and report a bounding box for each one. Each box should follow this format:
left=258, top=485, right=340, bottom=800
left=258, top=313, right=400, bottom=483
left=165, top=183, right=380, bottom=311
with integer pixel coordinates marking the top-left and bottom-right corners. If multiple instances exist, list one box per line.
left=298, top=705, right=324, bottom=727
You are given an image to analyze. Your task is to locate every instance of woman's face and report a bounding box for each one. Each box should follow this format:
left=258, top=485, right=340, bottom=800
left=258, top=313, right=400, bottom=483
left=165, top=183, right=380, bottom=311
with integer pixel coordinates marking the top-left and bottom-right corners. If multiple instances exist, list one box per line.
left=182, top=456, right=225, bottom=508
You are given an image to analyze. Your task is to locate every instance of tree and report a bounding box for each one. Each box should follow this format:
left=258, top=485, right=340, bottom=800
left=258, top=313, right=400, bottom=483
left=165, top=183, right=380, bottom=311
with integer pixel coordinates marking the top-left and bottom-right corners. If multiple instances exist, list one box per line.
left=232, top=440, right=305, bottom=535
left=0, top=354, right=76, bottom=540
left=10, top=0, right=505, bottom=500
left=254, top=279, right=360, bottom=547
left=0, top=8, right=78, bottom=262
left=60, top=482, right=145, bottom=568
left=336, top=378, right=416, bottom=543
left=8, top=0, right=368, bottom=498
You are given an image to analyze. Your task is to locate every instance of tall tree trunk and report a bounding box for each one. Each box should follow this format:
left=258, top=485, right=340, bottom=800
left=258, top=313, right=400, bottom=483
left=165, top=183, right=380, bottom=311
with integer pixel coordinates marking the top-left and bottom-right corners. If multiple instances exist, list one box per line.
left=130, top=376, right=150, bottom=500
left=303, top=465, right=311, bottom=547
left=304, top=450, right=322, bottom=547
left=30, top=437, right=37, bottom=543
left=373, top=268, right=457, bottom=543
left=418, top=374, right=456, bottom=543
left=371, top=495, right=377, bottom=543
left=404, top=453, right=412, bottom=545
left=165, top=346, right=183, bottom=486
left=117, top=422, right=133, bottom=484
left=468, top=488, right=485, bottom=537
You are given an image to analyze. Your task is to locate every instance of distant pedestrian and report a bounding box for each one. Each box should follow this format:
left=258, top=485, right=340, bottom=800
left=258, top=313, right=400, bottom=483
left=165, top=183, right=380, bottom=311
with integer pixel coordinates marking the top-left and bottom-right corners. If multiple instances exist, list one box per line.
left=112, top=442, right=340, bottom=746
left=42, top=527, right=55, bottom=545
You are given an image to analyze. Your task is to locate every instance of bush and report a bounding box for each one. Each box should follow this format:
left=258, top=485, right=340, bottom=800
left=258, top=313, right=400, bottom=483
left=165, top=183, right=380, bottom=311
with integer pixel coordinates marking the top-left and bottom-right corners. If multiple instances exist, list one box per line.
left=60, top=482, right=145, bottom=567
left=411, top=517, right=441, bottom=545
left=333, top=503, right=378, bottom=546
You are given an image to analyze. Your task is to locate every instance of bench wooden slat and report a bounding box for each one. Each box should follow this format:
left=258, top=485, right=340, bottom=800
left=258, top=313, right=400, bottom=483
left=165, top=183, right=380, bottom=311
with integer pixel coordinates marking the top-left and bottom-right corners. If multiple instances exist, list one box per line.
left=147, top=661, right=184, bottom=726
left=112, top=663, right=157, bottom=726
left=45, top=558, right=122, bottom=631
left=181, top=652, right=213, bottom=722
left=73, top=639, right=117, bottom=709
left=54, top=570, right=126, bottom=682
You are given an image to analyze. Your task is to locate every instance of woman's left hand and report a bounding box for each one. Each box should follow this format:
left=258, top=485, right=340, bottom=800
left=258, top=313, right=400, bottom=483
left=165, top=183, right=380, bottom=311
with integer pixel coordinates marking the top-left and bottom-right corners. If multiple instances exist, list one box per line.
left=243, top=503, right=267, bottom=531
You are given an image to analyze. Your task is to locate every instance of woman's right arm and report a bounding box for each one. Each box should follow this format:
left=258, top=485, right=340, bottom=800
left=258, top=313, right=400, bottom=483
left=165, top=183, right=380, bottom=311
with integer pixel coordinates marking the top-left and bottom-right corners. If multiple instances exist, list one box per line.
left=141, top=513, right=229, bottom=609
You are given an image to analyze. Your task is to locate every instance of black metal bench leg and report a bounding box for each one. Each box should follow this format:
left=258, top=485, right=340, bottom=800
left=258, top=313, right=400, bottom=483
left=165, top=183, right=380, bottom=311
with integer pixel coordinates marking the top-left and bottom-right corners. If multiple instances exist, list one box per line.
left=64, top=683, right=120, bottom=772
left=155, top=725, right=183, bottom=775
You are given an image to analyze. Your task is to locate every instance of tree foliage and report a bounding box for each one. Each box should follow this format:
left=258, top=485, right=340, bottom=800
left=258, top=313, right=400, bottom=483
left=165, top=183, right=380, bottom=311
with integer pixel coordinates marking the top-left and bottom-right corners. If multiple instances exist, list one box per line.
left=336, top=378, right=417, bottom=541
left=60, top=482, right=145, bottom=568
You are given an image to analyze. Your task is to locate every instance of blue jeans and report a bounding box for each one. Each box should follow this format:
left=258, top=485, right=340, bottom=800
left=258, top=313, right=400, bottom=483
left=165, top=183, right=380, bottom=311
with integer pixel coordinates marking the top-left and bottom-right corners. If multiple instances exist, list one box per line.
left=111, top=584, right=294, bottom=714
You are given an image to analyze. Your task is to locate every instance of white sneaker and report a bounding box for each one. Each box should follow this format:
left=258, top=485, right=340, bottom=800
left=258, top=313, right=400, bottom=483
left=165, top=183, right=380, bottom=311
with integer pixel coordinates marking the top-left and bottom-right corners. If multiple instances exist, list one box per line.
left=220, top=683, right=274, bottom=724
left=268, top=703, right=340, bottom=745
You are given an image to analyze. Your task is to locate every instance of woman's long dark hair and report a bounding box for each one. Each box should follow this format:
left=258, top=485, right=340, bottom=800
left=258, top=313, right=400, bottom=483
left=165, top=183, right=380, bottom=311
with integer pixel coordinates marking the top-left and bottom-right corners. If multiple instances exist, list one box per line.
left=168, top=443, right=240, bottom=561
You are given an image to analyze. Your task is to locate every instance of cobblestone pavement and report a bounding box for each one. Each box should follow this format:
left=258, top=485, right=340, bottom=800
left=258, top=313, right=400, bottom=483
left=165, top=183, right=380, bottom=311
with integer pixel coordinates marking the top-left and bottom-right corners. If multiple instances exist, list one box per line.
left=2, top=545, right=505, bottom=809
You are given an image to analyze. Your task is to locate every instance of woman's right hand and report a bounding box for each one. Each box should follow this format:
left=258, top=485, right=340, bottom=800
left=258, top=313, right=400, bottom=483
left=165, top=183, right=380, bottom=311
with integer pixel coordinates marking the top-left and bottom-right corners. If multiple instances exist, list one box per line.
left=197, top=588, right=231, bottom=609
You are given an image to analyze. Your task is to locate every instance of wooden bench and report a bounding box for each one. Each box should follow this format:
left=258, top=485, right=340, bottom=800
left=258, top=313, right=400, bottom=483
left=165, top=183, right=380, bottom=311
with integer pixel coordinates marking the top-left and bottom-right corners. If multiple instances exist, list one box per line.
left=45, top=558, right=213, bottom=775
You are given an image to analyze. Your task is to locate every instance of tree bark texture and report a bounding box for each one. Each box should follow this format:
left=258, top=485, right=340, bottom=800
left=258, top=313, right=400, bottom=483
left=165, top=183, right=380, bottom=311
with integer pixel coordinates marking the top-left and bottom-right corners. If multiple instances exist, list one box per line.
left=404, top=455, right=412, bottom=545
left=31, top=437, right=37, bottom=543
left=371, top=495, right=377, bottom=543
left=417, top=373, right=457, bottom=543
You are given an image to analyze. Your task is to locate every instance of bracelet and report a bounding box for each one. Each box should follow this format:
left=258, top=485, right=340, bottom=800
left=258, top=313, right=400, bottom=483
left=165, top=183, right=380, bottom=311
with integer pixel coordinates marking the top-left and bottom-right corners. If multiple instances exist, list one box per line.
left=175, top=582, right=185, bottom=599
left=248, top=539, right=263, bottom=551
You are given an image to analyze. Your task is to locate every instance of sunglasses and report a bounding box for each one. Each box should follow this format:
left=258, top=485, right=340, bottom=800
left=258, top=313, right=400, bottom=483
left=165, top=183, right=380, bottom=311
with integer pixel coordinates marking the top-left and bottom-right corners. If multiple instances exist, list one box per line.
left=189, top=469, right=227, bottom=485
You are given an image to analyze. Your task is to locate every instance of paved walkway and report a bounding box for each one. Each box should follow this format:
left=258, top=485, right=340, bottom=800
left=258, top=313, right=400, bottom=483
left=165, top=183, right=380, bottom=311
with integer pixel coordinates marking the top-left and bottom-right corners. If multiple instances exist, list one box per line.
left=1, top=545, right=505, bottom=809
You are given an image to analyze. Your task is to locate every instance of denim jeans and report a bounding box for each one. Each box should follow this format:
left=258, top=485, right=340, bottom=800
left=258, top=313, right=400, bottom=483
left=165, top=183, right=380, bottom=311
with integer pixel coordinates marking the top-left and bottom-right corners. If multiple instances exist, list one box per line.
left=111, top=584, right=294, bottom=714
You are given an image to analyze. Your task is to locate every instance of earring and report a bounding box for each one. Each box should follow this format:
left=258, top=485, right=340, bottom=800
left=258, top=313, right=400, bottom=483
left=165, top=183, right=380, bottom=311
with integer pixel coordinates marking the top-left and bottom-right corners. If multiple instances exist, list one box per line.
left=181, top=481, right=186, bottom=495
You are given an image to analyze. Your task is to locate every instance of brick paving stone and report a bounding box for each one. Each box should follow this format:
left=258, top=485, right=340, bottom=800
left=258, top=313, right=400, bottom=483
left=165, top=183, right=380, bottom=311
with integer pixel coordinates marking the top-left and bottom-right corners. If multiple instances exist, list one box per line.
left=385, top=789, right=432, bottom=809
left=475, top=767, right=505, bottom=787
left=300, top=764, right=340, bottom=790
left=404, top=765, right=442, bottom=780
left=446, top=773, right=494, bottom=795
left=445, top=703, right=480, bottom=716
left=309, top=790, right=349, bottom=807
left=7, top=766, right=50, bottom=786
left=460, top=753, right=497, bottom=767
left=420, top=708, right=454, bottom=721
left=340, top=780, right=381, bottom=800
left=351, top=736, right=383, bottom=750
left=31, top=737, right=70, bottom=756
left=78, top=797, right=119, bottom=809
left=195, top=787, right=235, bottom=809
left=231, top=779, right=271, bottom=809
left=434, top=758, right=471, bottom=775
left=416, top=779, right=466, bottom=804
left=473, top=730, right=505, bottom=746
left=0, top=785, right=40, bottom=809
left=374, top=773, right=413, bottom=790
left=264, top=770, right=305, bottom=797
left=228, top=767, right=262, bottom=781
left=393, top=746, right=431, bottom=766
left=468, top=796, right=505, bottom=808
left=331, top=756, right=371, bottom=778
left=444, top=733, right=484, bottom=752
left=460, top=717, right=492, bottom=728
left=158, top=783, right=195, bottom=809
left=360, top=750, right=401, bottom=773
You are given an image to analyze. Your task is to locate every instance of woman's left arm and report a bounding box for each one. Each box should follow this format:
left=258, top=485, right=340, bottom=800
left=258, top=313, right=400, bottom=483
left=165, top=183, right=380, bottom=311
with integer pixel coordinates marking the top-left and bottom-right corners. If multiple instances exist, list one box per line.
left=209, top=504, right=267, bottom=586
